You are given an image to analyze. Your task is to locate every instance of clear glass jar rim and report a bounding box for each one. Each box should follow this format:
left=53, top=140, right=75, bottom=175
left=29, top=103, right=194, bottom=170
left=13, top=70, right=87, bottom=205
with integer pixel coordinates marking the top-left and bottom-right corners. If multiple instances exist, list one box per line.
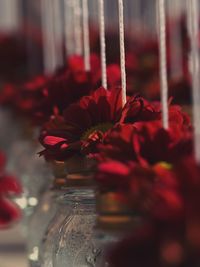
left=54, top=188, right=95, bottom=205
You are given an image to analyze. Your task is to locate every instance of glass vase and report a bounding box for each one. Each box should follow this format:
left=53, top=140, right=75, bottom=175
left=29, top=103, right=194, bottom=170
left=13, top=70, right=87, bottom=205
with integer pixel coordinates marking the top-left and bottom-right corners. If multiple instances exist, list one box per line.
left=27, top=189, right=63, bottom=267
left=40, top=188, right=102, bottom=267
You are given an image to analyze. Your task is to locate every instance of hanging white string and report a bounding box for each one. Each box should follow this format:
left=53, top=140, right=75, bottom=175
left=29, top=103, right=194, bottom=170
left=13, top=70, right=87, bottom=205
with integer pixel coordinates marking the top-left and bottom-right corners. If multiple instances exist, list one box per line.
left=82, top=0, right=91, bottom=71
left=186, top=0, right=192, bottom=38
left=52, top=0, right=64, bottom=68
left=41, top=0, right=57, bottom=74
left=118, top=0, right=127, bottom=106
left=187, top=0, right=200, bottom=163
left=157, top=0, right=169, bottom=129
left=0, top=0, right=20, bottom=33
left=98, top=0, right=107, bottom=88
left=64, top=0, right=74, bottom=55
left=73, top=0, right=83, bottom=55
left=168, top=0, right=183, bottom=79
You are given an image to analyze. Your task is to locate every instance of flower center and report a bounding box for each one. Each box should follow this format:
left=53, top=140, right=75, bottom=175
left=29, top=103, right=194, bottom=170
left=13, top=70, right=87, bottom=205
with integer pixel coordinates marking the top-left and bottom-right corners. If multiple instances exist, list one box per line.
left=157, top=161, right=172, bottom=170
left=81, top=122, right=113, bottom=140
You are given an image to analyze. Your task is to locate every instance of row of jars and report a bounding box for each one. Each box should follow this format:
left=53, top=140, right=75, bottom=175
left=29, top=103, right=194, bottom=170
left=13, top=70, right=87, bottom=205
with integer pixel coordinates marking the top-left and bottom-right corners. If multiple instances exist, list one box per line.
left=27, top=158, right=134, bottom=267
left=0, top=107, right=129, bottom=267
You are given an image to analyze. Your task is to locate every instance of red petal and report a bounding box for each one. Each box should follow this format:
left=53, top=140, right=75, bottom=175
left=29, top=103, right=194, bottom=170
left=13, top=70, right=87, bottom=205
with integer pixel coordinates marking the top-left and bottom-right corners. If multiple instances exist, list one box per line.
left=0, top=197, right=21, bottom=228
left=0, top=175, right=22, bottom=195
left=44, top=136, right=66, bottom=146
left=99, top=161, right=130, bottom=176
left=0, top=152, right=6, bottom=171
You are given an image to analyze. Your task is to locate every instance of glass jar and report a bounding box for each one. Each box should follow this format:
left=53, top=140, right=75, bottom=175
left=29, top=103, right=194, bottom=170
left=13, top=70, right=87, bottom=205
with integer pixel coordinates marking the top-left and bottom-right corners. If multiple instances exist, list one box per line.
left=40, top=188, right=102, bottom=267
left=93, top=191, right=144, bottom=267
left=27, top=189, right=64, bottom=267
left=8, top=139, right=53, bottom=218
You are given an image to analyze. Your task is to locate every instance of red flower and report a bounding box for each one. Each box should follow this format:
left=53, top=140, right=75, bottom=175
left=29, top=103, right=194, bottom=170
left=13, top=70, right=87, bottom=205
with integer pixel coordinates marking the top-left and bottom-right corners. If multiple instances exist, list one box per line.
left=95, top=160, right=183, bottom=221
left=175, top=157, right=200, bottom=244
left=0, top=152, right=6, bottom=171
left=0, top=197, right=21, bottom=228
left=95, top=160, right=132, bottom=192
left=0, top=151, right=22, bottom=228
left=0, top=175, right=22, bottom=195
left=9, top=54, right=121, bottom=125
left=100, top=105, right=192, bottom=165
left=107, top=224, right=159, bottom=267
left=0, top=27, right=43, bottom=83
left=0, top=84, right=17, bottom=107
left=39, top=87, right=122, bottom=160
left=108, top=158, right=200, bottom=267
left=0, top=167, right=22, bottom=228
left=14, top=55, right=100, bottom=124
left=168, top=77, right=191, bottom=105
left=107, top=220, right=188, bottom=267
left=39, top=90, right=161, bottom=161
left=120, top=95, right=161, bottom=124
left=138, top=39, right=159, bottom=77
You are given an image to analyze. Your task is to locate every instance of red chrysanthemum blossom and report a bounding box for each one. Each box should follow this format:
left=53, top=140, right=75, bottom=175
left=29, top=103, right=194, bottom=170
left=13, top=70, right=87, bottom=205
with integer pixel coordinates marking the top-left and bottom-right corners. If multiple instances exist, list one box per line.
left=175, top=157, right=200, bottom=241
left=0, top=177, right=22, bottom=228
left=0, top=26, right=43, bottom=83
left=3, top=54, right=121, bottom=125
left=11, top=54, right=102, bottom=125
left=107, top=159, right=200, bottom=267
left=0, top=83, right=18, bottom=107
left=168, top=77, right=192, bottom=105
left=39, top=87, right=122, bottom=160
left=95, top=160, right=183, bottom=221
left=0, top=152, right=6, bottom=171
left=107, top=219, right=189, bottom=267
left=39, top=89, right=161, bottom=161
left=99, top=105, right=192, bottom=165
left=0, top=154, right=22, bottom=228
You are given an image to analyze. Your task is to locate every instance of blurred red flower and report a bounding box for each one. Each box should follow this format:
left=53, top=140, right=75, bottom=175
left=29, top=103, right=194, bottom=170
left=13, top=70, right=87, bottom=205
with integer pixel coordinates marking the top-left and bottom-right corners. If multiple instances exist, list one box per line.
left=0, top=155, right=22, bottom=228
left=107, top=163, right=200, bottom=267
left=95, top=160, right=183, bottom=221
left=11, top=54, right=101, bottom=125
left=107, top=220, right=188, bottom=267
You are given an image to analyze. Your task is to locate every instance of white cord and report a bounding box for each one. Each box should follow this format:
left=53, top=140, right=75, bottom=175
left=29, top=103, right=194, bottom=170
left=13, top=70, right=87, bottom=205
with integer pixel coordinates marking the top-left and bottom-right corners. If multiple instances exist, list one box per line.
left=0, top=0, right=20, bottom=32
left=73, top=0, right=83, bottom=55
left=64, top=0, right=74, bottom=55
left=157, top=0, right=169, bottom=129
left=188, top=0, right=200, bottom=163
left=98, top=0, right=107, bottom=88
left=82, top=0, right=91, bottom=71
left=118, top=0, right=127, bottom=106
left=41, top=0, right=57, bottom=74
left=168, top=0, right=182, bottom=79
left=52, top=0, right=64, bottom=68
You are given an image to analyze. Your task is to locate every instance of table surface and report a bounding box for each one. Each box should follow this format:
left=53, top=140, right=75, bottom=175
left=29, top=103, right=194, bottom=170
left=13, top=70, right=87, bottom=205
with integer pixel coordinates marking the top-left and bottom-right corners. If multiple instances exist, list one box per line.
left=0, top=225, right=28, bottom=267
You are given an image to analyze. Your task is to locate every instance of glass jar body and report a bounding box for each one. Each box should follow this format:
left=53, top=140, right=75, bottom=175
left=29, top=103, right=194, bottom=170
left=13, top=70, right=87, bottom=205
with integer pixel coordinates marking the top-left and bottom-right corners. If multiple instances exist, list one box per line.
left=27, top=189, right=71, bottom=267
left=41, top=189, right=102, bottom=267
